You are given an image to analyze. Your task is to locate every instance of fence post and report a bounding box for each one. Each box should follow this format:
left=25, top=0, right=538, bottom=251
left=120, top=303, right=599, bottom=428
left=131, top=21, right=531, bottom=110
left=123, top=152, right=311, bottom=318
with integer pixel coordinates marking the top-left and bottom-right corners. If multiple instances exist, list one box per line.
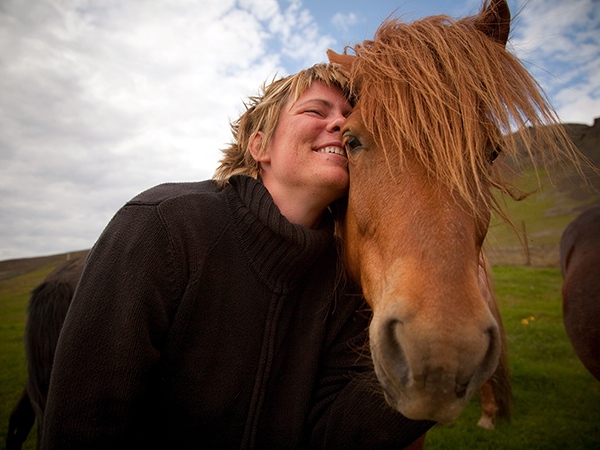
left=521, top=220, right=531, bottom=266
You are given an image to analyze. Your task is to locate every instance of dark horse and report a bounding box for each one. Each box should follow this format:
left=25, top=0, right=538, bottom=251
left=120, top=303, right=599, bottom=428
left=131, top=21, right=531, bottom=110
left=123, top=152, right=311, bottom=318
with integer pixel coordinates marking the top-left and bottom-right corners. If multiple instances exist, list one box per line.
left=6, top=252, right=89, bottom=450
left=560, top=205, right=600, bottom=381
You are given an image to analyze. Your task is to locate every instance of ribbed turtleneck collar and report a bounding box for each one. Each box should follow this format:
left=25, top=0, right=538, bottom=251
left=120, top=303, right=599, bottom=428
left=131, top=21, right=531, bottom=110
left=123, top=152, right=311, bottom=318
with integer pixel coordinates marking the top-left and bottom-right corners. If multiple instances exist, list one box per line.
left=224, top=175, right=335, bottom=293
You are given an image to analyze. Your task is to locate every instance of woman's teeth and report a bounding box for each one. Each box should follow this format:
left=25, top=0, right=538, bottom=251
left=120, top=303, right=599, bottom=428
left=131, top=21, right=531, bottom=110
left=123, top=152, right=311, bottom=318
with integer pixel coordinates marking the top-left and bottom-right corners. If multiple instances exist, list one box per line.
left=317, top=147, right=346, bottom=157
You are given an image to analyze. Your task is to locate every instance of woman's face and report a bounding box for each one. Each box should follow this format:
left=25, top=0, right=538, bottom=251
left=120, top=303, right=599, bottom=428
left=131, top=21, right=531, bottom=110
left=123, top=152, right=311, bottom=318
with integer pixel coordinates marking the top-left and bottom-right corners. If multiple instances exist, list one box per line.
left=256, top=81, right=352, bottom=209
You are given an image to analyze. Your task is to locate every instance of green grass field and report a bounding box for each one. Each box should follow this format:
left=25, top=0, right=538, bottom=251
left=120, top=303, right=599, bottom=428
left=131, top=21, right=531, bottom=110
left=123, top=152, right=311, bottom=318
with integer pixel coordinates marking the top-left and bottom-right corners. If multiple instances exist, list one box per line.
left=425, top=266, right=600, bottom=449
left=486, top=165, right=600, bottom=267
left=1, top=264, right=599, bottom=449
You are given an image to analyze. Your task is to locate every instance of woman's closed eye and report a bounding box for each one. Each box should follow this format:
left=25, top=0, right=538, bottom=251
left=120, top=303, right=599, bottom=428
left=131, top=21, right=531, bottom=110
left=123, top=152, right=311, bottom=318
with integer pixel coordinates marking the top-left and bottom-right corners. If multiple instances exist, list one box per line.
left=305, top=109, right=326, bottom=117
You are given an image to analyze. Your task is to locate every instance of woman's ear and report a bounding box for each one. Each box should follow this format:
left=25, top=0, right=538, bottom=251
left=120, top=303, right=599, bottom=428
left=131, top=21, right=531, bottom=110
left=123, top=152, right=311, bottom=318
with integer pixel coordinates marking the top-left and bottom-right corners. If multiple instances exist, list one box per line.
left=249, top=131, right=269, bottom=162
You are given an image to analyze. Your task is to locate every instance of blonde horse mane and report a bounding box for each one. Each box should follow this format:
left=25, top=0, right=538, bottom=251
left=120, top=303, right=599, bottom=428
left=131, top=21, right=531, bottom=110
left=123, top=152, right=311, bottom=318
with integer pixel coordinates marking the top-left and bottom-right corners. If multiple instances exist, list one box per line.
left=340, top=2, right=585, bottom=220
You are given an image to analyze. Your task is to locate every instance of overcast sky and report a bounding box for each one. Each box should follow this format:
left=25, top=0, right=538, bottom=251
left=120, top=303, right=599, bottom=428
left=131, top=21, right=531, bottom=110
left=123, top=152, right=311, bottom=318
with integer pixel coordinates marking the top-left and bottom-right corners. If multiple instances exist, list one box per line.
left=1, top=0, right=598, bottom=260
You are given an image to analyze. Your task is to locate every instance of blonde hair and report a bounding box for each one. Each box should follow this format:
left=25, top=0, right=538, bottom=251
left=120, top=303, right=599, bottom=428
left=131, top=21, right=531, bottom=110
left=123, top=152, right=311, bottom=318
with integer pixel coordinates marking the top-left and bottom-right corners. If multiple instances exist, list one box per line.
left=213, top=63, right=352, bottom=186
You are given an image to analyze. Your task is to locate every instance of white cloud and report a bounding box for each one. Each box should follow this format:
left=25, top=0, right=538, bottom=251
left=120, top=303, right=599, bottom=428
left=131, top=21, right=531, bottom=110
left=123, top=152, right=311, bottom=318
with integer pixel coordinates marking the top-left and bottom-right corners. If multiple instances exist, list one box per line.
left=4, top=0, right=597, bottom=261
left=0, top=0, right=337, bottom=259
left=510, top=0, right=600, bottom=124
left=331, top=12, right=358, bottom=32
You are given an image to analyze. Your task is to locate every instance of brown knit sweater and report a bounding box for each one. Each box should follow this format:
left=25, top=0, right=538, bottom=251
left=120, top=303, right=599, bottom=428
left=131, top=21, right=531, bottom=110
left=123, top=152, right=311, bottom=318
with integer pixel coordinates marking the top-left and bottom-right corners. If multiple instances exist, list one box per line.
left=41, top=175, right=431, bottom=450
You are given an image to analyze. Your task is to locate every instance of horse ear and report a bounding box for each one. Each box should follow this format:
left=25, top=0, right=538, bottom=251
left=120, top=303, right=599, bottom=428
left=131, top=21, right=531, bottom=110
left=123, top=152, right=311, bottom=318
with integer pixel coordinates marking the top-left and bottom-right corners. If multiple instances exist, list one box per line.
left=474, top=0, right=511, bottom=46
left=327, top=49, right=357, bottom=71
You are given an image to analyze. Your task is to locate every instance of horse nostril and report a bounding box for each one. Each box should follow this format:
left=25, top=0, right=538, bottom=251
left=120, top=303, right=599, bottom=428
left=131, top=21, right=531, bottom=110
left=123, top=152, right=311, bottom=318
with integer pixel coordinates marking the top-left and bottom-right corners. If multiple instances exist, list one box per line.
left=464, top=324, right=501, bottom=394
left=384, top=319, right=410, bottom=386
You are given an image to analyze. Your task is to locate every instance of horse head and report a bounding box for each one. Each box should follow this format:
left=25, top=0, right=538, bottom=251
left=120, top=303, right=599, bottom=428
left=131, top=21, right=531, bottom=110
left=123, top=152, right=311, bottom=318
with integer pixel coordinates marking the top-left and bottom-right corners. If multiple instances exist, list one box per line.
left=328, top=0, right=572, bottom=423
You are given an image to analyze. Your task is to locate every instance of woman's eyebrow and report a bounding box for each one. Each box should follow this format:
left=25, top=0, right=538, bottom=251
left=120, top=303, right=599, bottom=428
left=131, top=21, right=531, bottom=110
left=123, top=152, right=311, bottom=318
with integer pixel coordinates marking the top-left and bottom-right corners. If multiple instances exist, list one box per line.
left=294, top=98, right=352, bottom=117
left=295, top=98, right=334, bottom=109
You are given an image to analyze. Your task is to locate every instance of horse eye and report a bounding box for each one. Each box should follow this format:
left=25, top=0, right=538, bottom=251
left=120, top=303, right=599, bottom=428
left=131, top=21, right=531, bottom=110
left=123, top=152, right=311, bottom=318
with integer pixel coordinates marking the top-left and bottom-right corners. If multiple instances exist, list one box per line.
left=345, top=135, right=363, bottom=154
left=488, top=145, right=501, bottom=165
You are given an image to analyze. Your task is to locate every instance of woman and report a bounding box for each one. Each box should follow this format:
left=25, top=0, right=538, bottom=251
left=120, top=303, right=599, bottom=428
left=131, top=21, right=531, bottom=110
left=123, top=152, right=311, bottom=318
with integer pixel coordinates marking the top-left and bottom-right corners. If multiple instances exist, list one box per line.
left=41, top=64, right=432, bottom=449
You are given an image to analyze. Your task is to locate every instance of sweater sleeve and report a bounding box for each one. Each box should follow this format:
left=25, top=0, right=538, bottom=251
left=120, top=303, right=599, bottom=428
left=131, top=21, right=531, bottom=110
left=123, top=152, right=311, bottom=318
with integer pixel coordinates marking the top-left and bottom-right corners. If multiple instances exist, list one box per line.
left=308, top=303, right=434, bottom=449
left=41, top=202, right=184, bottom=450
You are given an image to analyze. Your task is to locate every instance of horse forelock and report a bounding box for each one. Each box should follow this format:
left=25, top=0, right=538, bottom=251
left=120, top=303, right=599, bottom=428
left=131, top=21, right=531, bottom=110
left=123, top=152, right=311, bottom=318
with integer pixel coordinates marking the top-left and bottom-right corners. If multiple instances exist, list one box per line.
left=345, top=10, right=584, bottom=222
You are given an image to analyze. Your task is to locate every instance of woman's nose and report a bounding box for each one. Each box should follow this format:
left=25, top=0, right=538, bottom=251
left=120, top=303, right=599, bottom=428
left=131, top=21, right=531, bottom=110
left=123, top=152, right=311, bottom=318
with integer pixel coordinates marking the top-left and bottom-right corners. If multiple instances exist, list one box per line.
left=327, top=113, right=346, bottom=133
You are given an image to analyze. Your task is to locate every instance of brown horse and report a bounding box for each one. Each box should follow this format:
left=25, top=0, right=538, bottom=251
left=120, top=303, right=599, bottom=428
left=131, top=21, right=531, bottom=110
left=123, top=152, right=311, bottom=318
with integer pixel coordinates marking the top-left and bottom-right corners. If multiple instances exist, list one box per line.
left=329, top=0, right=582, bottom=424
left=6, top=252, right=89, bottom=450
left=560, top=205, right=600, bottom=382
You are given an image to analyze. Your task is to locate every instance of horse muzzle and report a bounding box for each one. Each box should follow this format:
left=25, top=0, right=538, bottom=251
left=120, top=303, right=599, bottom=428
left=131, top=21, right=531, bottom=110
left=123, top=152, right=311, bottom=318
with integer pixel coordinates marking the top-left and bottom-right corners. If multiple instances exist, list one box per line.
left=369, top=302, right=501, bottom=424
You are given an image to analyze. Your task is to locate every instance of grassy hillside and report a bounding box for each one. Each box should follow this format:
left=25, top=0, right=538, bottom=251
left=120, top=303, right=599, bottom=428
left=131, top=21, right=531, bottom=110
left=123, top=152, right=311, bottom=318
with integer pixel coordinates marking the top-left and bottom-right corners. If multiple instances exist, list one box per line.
left=486, top=120, right=600, bottom=267
left=486, top=167, right=599, bottom=267
left=0, top=251, right=89, bottom=282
